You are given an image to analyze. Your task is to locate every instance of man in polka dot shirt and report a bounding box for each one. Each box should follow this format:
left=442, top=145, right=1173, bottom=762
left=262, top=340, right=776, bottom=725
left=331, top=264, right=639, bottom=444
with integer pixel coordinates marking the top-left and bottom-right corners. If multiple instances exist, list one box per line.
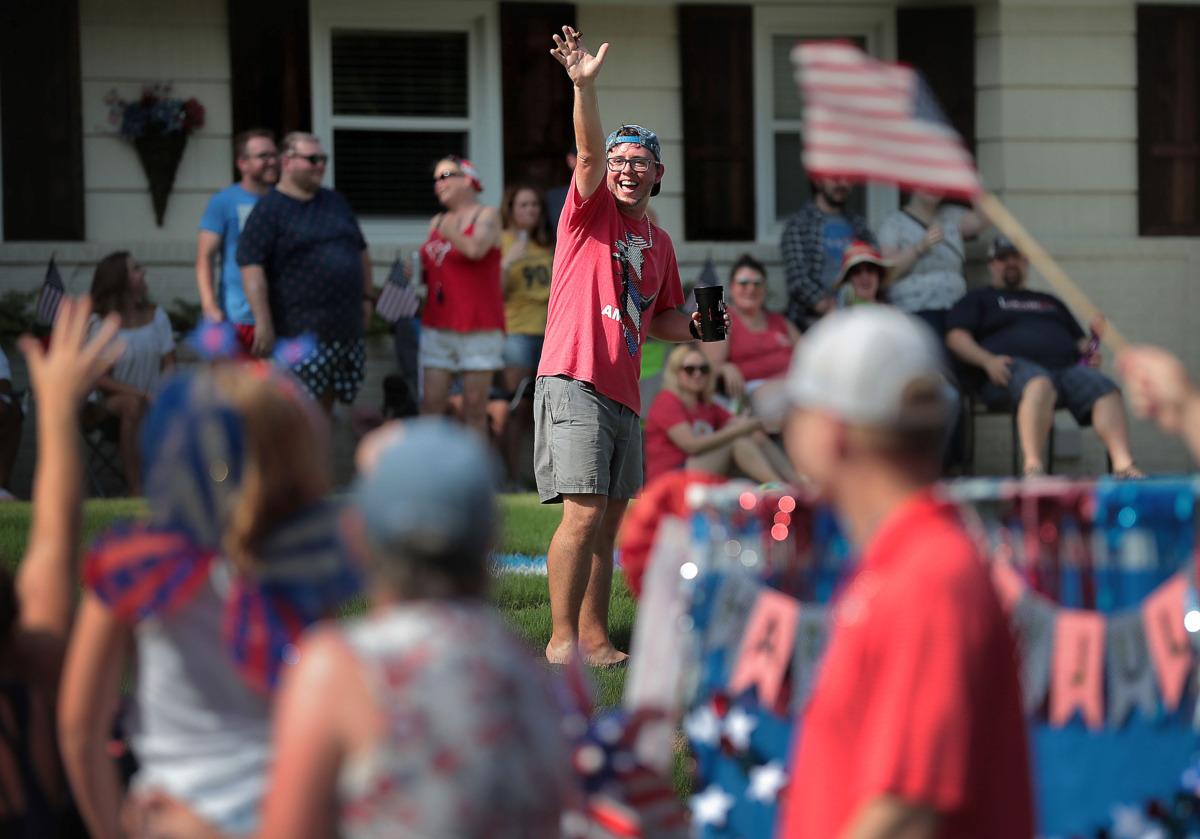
left=237, top=131, right=374, bottom=411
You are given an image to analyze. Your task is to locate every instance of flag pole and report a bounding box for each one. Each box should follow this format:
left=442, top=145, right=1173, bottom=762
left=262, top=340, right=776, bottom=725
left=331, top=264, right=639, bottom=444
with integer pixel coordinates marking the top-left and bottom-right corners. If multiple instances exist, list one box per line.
left=975, top=191, right=1128, bottom=353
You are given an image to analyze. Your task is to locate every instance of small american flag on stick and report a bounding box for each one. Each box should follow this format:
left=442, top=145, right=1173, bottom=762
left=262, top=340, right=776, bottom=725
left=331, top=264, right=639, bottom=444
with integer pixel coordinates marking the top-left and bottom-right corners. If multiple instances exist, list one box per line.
left=373, top=259, right=420, bottom=323
left=792, top=41, right=982, bottom=200
left=37, top=256, right=66, bottom=325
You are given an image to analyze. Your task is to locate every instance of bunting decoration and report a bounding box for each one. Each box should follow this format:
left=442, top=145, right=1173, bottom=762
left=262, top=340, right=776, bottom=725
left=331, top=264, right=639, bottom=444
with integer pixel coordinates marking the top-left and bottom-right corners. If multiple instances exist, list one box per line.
left=629, top=474, right=1200, bottom=839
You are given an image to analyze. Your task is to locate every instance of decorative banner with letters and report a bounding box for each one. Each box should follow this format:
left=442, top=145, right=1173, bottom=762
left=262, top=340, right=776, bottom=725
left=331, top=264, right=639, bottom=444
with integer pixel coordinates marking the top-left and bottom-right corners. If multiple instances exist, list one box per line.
left=662, top=476, right=1200, bottom=839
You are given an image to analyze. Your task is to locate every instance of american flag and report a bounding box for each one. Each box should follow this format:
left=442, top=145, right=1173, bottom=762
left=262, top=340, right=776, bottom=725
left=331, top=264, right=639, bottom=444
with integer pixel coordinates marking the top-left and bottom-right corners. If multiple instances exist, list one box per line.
left=373, top=259, right=420, bottom=323
left=37, top=256, right=66, bottom=324
left=792, top=41, right=982, bottom=200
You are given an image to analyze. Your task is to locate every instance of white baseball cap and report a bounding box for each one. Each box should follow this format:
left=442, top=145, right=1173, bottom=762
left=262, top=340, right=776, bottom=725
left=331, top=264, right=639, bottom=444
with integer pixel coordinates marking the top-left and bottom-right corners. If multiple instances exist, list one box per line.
left=786, top=306, right=948, bottom=430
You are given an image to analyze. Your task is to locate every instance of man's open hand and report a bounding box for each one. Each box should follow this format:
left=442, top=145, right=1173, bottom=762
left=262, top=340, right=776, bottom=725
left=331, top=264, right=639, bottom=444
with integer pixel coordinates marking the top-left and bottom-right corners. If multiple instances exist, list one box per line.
left=551, top=25, right=609, bottom=85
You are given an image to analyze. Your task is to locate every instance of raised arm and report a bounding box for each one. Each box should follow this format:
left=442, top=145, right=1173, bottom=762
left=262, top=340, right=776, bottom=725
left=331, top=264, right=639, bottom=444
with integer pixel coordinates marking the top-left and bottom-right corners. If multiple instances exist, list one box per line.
left=14, top=297, right=124, bottom=686
left=551, top=26, right=609, bottom=202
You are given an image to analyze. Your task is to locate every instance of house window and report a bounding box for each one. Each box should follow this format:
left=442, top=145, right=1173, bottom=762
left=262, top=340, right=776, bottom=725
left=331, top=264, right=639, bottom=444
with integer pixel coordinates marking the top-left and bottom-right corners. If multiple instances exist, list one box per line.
left=1138, top=5, right=1200, bottom=236
left=310, top=0, right=502, bottom=237
left=330, top=30, right=468, bottom=218
left=753, top=7, right=896, bottom=240
left=768, top=34, right=868, bottom=222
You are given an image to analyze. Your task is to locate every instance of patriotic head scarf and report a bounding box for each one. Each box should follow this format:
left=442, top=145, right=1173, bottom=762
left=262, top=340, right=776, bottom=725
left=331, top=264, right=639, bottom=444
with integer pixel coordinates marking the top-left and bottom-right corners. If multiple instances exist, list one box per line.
left=84, top=370, right=361, bottom=693
left=446, top=154, right=482, bottom=192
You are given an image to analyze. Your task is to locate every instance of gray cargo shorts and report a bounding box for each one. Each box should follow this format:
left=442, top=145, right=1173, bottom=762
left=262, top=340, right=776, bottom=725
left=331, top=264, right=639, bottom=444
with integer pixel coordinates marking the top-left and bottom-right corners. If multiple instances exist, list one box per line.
left=533, top=375, right=643, bottom=503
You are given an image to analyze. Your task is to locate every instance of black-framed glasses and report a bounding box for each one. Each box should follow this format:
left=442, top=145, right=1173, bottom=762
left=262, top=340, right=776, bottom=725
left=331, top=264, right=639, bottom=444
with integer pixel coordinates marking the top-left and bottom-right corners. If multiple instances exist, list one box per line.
left=434, top=171, right=464, bottom=182
left=734, top=277, right=765, bottom=287
left=681, top=364, right=711, bottom=376
left=243, top=152, right=278, bottom=161
left=606, top=157, right=653, bottom=173
left=289, top=153, right=328, bottom=166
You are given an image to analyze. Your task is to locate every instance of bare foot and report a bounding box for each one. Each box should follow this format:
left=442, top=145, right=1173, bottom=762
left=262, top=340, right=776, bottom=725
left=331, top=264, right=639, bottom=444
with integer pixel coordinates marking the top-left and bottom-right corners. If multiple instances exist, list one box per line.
left=546, top=639, right=578, bottom=665
left=581, top=645, right=628, bottom=668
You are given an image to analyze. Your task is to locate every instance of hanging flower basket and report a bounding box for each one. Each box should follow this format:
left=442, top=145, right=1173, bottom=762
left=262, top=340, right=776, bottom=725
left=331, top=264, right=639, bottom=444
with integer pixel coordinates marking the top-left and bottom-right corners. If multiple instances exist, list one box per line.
left=133, top=133, right=189, bottom=226
left=106, top=84, right=205, bottom=227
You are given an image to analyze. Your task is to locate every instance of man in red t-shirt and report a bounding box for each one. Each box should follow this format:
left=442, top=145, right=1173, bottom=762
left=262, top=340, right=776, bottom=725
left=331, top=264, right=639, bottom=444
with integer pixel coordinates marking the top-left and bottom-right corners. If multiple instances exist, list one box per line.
left=780, top=307, right=1033, bottom=839
left=538, top=28, right=719, bottom=667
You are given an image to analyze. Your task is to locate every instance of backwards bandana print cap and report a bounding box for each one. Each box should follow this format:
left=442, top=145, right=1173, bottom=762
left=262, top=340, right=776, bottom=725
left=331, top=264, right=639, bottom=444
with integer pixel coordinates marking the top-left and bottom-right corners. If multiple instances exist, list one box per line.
left=86, top=370, right=362, bottom=694
left=606, top=124, right=663, bottom=197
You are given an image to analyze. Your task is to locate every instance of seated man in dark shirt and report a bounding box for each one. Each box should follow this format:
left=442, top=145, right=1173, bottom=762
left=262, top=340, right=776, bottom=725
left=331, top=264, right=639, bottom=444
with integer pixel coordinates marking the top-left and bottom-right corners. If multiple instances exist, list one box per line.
left=946, top=236, right=1143, bottom=477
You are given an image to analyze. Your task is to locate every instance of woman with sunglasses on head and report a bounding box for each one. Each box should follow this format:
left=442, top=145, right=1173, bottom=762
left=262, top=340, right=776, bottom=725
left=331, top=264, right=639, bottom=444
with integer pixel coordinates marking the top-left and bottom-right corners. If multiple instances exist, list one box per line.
left=700, top=254, right=801, bottom=430
left=644, top=343, right=798, bottom=486
left=418, top=156, right=505, bottom=437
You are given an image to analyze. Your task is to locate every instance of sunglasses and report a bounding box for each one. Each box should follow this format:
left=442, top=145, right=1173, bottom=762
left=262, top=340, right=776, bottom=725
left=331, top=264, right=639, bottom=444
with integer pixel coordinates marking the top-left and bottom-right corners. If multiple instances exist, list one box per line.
left=734, top=277, right=765, bottom=287
left=243, top=152, right=278, bottom=161
left=681, top=364, right=711, bottom=376
left=434, top=171, right=464, bottom=182
left=289, top=153, right=328, bottom=166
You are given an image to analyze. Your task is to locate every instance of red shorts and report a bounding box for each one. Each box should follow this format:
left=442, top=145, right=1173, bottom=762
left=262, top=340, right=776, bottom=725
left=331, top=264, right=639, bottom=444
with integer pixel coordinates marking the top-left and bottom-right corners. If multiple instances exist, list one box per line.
left=233, top=323, right=256, bottom=357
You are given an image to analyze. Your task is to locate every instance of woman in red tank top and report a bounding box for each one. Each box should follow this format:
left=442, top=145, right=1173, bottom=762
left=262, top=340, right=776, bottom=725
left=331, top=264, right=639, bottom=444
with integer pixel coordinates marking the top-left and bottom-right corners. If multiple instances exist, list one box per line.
left=419, top=156, right=505, bottom=437
left=701, top=254, right=801, bottom=431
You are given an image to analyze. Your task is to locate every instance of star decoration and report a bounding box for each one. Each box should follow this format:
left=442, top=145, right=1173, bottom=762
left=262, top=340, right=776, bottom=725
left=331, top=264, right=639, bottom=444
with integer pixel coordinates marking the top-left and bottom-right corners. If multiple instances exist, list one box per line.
left=723, top=705, right=758, bottom=752
left=685, top=704, right=721, bottom=746
left=1110, top=805, right=1153, bottom=839
left=747, top=760, right=788, bottom=802
left=690, top=785, right=735, bottom=827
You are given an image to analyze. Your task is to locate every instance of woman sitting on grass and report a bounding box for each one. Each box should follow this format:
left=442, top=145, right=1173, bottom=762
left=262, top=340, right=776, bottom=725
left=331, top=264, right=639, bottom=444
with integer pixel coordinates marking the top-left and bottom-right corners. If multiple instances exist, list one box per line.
left=59, top=360, right=360, bottom=839
left=700, top=255, right=801, bottom=429
left=0, top=297, right=122, bottom=838
left=130, top=419, right=568, bottom=839
left=644, top=343, right=798, bottom=486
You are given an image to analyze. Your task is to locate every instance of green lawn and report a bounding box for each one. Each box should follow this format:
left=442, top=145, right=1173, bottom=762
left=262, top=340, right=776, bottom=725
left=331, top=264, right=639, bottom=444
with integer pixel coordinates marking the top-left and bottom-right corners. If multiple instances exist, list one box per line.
left=0, top=494, right=636, bottom=708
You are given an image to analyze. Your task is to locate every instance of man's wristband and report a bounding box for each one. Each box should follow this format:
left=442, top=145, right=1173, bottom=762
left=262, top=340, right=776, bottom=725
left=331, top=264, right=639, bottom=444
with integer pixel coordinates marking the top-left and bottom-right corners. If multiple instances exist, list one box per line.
left=689, top=319, right=701, bottom=340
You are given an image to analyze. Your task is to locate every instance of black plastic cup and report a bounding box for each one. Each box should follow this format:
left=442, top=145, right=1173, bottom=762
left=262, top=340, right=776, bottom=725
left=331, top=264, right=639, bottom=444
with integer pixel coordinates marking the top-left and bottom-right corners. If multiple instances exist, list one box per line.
left=693, top=285, right=726, bottom=342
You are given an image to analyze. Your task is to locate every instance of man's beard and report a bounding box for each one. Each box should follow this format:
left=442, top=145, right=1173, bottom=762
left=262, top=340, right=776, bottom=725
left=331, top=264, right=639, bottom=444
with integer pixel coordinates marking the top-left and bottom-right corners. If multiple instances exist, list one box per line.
left=819, top=187, right=849, bottom=209
left=1001, top=268, right=1024, bottom=289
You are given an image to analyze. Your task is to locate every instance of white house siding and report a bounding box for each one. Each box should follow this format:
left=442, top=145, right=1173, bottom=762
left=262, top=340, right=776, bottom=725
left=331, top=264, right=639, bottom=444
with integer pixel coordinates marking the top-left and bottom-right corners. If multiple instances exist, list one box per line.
left=578, top=6, right=685, bottom=242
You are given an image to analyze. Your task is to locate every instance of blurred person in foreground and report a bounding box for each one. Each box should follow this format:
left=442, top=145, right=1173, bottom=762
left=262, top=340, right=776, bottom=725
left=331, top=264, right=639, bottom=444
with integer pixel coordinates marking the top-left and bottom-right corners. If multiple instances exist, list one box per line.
left=0, top=298, right=122, bottom=838
left=129, top=419, right=568, bottom=839
left=59, top=362, right=359, bottom=839
left=779, top=306, right=1033, bottom=839
left=1118, top=345, right=1200, bottom=465
left=700, top=255, right=801, bottom=430
left=0, top=347, right=24, bottom=501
